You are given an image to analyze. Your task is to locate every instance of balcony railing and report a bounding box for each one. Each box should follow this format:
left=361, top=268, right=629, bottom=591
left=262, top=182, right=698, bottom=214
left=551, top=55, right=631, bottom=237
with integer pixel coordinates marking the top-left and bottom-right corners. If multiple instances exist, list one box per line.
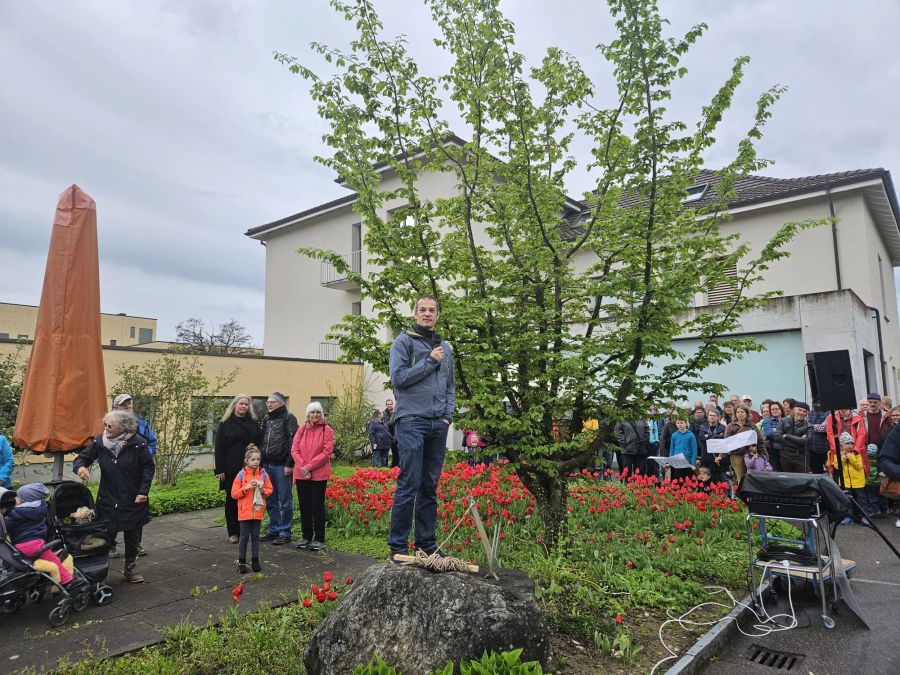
left=319, top=341, right=340, bottom=361
left=321, top=250, right=362, bottom=289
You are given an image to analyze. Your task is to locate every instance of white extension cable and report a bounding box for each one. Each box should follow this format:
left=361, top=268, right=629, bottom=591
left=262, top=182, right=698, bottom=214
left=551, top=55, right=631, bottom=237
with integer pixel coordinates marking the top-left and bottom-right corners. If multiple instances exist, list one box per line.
left=649, top=560, right=799, bottom=675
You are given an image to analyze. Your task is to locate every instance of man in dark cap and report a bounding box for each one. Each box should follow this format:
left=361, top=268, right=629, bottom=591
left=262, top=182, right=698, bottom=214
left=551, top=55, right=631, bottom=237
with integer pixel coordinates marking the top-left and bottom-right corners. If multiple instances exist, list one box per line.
left=259, top=392, right=298, bottom=545
left=779, top=401, right=812, bottom=473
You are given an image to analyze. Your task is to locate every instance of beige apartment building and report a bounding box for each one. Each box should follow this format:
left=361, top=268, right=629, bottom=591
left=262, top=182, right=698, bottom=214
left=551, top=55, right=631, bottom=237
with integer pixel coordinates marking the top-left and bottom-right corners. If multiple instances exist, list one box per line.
left=246, top=138, right=900, bottom=406
left=0, top=302, right=157, bottom=346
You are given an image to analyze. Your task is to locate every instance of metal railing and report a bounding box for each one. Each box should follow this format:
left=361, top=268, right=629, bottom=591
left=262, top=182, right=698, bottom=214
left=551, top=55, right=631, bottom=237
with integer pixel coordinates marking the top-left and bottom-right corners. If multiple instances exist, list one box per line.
left=319, top=341, right=340, bottom=361
left=320, top=250, right=362, bottom=286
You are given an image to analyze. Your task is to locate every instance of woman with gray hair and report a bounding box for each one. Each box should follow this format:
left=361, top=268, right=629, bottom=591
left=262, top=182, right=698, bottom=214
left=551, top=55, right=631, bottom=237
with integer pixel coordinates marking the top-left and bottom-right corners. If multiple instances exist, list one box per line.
left=74, top=410, right=155, bottom=582
left=286, top=402, right=334, bottom=551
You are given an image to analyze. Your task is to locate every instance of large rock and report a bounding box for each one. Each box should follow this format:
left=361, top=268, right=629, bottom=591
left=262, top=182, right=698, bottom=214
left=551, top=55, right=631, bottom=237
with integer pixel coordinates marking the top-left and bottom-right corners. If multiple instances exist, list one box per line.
left=304, top=563, right=550, bottom=674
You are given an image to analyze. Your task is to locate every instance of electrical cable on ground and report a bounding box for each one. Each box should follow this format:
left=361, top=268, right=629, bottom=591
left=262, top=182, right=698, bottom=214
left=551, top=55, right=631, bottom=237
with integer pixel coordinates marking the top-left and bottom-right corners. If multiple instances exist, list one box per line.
left=649, top=560, right=800, bottom=675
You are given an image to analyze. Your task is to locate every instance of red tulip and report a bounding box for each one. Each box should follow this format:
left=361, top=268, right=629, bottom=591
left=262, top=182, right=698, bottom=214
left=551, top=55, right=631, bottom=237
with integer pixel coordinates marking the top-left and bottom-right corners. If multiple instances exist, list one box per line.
left=316, top=592, right=327, bottom=603
left=303, top=597, right=313, bottom=608
left=615, top=613, right=623, bottom=624
left=323, top=571, right=334, bottom=582
left=345, top=576, right=353, bottom=585
left=327, top=591, right=338, bottom=601
left=626, top=561, right=634, bottom=569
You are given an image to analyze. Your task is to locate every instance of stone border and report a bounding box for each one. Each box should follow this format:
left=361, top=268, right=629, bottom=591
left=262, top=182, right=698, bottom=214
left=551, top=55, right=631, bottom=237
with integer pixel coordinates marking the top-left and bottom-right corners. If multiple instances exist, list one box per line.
left=664, top=584, right=766, bottom=675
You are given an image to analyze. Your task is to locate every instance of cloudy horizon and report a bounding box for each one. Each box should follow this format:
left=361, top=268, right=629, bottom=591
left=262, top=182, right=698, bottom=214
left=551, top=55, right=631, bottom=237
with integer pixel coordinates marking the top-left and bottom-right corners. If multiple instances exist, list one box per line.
left=2, top=0, right=898, bottom=346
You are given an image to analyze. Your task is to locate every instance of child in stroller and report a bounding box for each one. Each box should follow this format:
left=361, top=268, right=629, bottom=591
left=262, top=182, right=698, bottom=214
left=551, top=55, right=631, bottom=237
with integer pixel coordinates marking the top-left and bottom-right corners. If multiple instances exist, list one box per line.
left=0, top=485, right=89, bottom=626
left=4, top=483, right=78, bottom=590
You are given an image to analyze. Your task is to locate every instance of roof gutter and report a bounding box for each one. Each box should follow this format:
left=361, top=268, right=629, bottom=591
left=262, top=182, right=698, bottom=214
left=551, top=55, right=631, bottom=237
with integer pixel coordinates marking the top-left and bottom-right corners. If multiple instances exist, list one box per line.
left=826, top=185, right=842, bottom=291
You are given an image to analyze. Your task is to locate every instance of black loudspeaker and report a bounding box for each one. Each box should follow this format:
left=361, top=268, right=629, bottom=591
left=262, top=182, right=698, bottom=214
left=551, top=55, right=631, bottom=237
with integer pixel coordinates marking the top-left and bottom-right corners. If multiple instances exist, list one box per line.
left=811, top=350, right=856, bottom=410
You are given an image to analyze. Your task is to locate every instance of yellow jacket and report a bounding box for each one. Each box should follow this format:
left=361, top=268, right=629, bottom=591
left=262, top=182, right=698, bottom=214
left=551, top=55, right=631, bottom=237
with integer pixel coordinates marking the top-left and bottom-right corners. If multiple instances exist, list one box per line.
left=836, top=451, right=866, bottom=489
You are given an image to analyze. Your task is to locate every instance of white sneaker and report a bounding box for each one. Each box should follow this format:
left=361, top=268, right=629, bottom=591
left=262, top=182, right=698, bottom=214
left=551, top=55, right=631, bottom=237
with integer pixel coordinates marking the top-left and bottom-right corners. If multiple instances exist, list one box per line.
left=895, top=517, right=900, bottom=528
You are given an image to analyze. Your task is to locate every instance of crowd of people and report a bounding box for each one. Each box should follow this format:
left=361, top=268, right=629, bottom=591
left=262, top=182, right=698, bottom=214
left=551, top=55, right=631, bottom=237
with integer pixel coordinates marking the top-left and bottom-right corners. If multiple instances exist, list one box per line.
left=594, top=392, right=900, bottom=527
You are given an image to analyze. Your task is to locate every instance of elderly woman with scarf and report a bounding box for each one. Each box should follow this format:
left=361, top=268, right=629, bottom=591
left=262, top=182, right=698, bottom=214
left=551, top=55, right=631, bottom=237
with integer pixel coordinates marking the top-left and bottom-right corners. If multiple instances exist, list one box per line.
left=74, top=410, right=154, bottom=583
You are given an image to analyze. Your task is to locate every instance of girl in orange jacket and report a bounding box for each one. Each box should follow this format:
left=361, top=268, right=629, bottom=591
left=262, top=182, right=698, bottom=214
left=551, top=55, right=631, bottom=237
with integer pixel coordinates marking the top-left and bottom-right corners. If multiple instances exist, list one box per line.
left=230, top=445, right=273, bottom=573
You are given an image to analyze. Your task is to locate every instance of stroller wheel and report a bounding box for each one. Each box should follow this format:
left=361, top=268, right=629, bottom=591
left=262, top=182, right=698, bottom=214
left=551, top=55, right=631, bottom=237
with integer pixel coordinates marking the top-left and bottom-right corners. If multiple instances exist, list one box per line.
left=93, top=585, right=113, bottom=606
left=29, top=585, right=47, bottom=604
left=2, top=593, right=26, bottom=613
left=48, top=602, right=71, bottom=627
left=73, top=590, right=90, bottom=613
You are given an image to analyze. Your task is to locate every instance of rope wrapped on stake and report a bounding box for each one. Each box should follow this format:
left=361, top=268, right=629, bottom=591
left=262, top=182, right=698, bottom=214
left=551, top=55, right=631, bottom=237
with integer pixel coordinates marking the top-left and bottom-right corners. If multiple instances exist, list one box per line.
left=390, top=498, right=502, bottom=577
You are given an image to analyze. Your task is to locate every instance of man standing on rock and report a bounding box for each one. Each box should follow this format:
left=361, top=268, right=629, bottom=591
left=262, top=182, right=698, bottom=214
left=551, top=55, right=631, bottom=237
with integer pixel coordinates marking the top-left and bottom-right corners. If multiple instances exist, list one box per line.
left=259, top=392, right=299, bottom=545
left=387, top=295, right=455, bottom=564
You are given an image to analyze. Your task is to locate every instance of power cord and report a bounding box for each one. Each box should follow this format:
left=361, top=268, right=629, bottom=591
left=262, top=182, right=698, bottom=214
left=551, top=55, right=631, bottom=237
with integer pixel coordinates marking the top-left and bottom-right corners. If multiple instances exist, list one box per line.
left=649, top=560, right=799, bottom=675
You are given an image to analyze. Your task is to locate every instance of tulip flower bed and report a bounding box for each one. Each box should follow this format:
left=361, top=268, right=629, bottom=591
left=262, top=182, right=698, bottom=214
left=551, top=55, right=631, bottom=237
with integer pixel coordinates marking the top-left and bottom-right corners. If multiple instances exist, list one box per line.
left=325, top=462, right=755, bottom=664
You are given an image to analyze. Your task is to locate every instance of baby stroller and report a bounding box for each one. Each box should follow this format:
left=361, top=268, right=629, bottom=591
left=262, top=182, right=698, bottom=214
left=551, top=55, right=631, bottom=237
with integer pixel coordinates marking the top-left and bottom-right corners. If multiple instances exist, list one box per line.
left=0, top=488, right=89, bottom=626
left=47, top=481, right=114, bottom=608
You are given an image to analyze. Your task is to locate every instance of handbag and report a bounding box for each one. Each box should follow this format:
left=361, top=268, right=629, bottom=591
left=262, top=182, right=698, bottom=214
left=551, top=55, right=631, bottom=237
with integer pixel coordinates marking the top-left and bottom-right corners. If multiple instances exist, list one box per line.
left=879, top=476, right=900, bottom=499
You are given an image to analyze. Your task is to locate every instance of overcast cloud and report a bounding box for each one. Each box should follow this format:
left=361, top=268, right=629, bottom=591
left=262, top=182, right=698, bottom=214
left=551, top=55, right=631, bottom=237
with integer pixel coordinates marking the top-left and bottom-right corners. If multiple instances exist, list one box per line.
left=1, top=0, right=898, bottom=344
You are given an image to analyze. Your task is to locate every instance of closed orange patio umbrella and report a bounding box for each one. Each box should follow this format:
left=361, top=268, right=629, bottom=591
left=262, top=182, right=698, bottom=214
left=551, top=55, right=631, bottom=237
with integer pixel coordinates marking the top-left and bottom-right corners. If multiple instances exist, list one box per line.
left=13, top=185, right=108, bottom=477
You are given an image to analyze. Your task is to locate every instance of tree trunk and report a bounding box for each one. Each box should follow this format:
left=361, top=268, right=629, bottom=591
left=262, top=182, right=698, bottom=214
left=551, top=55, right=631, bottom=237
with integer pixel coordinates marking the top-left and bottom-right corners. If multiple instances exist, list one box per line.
left=517, top=470, right=569, bottom=550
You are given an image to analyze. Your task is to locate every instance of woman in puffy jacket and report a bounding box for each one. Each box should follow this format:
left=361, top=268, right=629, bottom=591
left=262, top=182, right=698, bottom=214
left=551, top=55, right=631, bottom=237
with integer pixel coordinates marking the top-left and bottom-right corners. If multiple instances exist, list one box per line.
left=286, top=401, right=335, bottom=552
left=762, top=401, right=784, bottom=471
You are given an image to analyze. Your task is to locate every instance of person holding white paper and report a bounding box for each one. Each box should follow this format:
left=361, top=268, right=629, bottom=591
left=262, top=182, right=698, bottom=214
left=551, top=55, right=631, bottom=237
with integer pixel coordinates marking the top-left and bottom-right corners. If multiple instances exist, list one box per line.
left=699, top=410, right=727, bottom=484
left=725, top=404, right=765, bottom=484
left=666, top=418, right=698, bottom=481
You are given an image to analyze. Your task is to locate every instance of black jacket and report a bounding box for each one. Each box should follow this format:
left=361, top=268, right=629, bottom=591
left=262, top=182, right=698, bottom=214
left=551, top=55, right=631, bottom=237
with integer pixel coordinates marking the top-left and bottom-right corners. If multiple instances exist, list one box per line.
left=660, top=420, right=679, bottom=456
left=5, top=502, right=49, bottom=545
left=614, top=420, right=650, bottom=456
left=214, top=414, right=261, bottom=489
left=73, top=434, right=155, bottom=532
left=698, top=422, right=726, bottom=469
left=260, top=407, right=299, bottom=465
left=780, top=417, right=811, bottom=457
left=877, top=425, right=900, bottom=480
left=367, top=420, right=392, bottom=450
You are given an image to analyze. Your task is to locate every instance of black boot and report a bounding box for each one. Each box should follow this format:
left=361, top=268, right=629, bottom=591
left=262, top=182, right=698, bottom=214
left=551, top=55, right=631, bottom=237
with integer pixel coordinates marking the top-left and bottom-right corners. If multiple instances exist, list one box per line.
left=251, top=558, right=261, bottom=573
left=237, top=559, right=250, bottom=574
left=124, top=558, right=144, bottom=583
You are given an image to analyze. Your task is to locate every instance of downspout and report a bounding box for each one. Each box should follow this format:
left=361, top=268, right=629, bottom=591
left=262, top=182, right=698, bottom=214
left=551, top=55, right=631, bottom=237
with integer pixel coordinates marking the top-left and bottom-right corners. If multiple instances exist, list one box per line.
left=868, top=305, right=888, bottom=392
left=826, top=185, right=842, bottom=290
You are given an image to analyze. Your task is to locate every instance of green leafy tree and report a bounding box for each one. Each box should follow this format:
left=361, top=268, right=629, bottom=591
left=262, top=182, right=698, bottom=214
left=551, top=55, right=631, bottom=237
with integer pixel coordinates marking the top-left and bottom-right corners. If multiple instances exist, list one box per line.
left=0, top=341, right=27, bottom=439
left=114, top=354, right=237, bottom=485
left=326, top=371, right=376, bottom=462
left=277, top=0, right=824, bottom=546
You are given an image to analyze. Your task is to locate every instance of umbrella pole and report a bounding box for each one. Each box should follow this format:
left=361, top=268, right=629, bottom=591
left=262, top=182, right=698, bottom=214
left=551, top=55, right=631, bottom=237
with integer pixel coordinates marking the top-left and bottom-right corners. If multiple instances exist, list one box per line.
left=52, top=453, right=63, bottom=482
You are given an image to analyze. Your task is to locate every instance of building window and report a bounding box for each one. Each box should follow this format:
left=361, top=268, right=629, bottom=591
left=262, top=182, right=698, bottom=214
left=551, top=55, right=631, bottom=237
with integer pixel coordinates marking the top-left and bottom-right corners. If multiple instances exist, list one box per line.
left=17, top=334, right=27, bottom=339
left=681, top=183, right=709, bottom=204
left=706, top=261, right=738, bottom=305
left=110, top=339, right=117, bottom=346
left=138, top=328, right=153, bottom=344
left=130, top=326, right=136, bottom=338
left=352, top=302, right=362, bottom=317
left=0, top=333, right=8, bottom=339
left=863, top=349, right=877, bottom=394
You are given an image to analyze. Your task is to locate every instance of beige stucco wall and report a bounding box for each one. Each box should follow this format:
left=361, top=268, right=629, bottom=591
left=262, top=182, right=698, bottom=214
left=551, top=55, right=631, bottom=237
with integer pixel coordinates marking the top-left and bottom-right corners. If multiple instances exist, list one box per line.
left=0, top=340, right=361, bottom=418
left=0, top=302, right=156, bottom=346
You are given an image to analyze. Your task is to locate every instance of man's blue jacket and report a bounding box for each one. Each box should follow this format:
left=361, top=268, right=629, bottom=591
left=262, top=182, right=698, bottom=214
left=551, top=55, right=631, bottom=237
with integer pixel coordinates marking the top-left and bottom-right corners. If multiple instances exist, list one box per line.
left=389, top=327, right=455, bottom=423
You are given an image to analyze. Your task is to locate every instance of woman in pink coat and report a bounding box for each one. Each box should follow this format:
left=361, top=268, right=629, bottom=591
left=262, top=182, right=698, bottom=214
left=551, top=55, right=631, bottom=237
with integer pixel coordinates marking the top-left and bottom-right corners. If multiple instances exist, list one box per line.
left=286, top=401, right=334, bottom=551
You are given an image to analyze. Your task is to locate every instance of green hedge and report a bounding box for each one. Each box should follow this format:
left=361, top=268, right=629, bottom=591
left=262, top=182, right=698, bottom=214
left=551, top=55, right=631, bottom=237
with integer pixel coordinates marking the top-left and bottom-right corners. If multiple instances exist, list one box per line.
left=86, top=470, right=224, bottom=517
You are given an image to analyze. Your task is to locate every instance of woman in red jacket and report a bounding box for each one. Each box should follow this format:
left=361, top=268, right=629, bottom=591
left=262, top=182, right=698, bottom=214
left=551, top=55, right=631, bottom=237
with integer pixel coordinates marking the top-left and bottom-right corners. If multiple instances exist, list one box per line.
left=286, top=402, right=335, bottom=551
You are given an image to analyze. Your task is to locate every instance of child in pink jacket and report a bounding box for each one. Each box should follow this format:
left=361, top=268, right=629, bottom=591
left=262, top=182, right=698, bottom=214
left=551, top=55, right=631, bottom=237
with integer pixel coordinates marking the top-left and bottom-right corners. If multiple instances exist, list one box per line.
left=286, top=402, right=334, bottom=552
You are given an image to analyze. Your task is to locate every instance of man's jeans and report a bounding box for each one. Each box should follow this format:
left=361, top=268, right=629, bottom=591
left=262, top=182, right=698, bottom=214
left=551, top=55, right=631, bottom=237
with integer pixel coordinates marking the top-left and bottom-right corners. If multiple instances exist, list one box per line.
left=388, top=417, right=449, bottom=553
left=264, top=464, right=294, bottom=537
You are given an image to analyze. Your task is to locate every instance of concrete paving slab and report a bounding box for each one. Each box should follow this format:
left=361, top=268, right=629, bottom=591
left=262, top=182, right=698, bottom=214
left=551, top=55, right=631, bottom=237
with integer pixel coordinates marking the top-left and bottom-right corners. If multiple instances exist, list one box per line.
left=699, top=517, right=900, bottom=675
left=3, top=507, right=376, bottom=673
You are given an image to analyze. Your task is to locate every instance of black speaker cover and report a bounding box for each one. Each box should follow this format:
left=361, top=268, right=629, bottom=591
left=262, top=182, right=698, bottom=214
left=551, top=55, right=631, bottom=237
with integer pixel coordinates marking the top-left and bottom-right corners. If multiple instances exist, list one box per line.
left=812, top=350, right=856, bottom=410
left=738, top=472, right=851, bottom=521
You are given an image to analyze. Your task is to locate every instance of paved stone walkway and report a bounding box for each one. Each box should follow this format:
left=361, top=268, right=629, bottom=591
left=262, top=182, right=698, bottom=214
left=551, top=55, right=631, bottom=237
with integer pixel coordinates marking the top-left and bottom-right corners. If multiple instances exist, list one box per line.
left=700, top=516, right=900, bottom=674
left=1, top=508, right=377, bottom=673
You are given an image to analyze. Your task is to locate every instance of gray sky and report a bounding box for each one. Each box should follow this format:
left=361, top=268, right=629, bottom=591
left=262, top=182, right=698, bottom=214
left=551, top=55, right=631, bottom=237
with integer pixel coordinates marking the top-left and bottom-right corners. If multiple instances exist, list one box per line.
left=2, top=0, right=898, bottom=344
